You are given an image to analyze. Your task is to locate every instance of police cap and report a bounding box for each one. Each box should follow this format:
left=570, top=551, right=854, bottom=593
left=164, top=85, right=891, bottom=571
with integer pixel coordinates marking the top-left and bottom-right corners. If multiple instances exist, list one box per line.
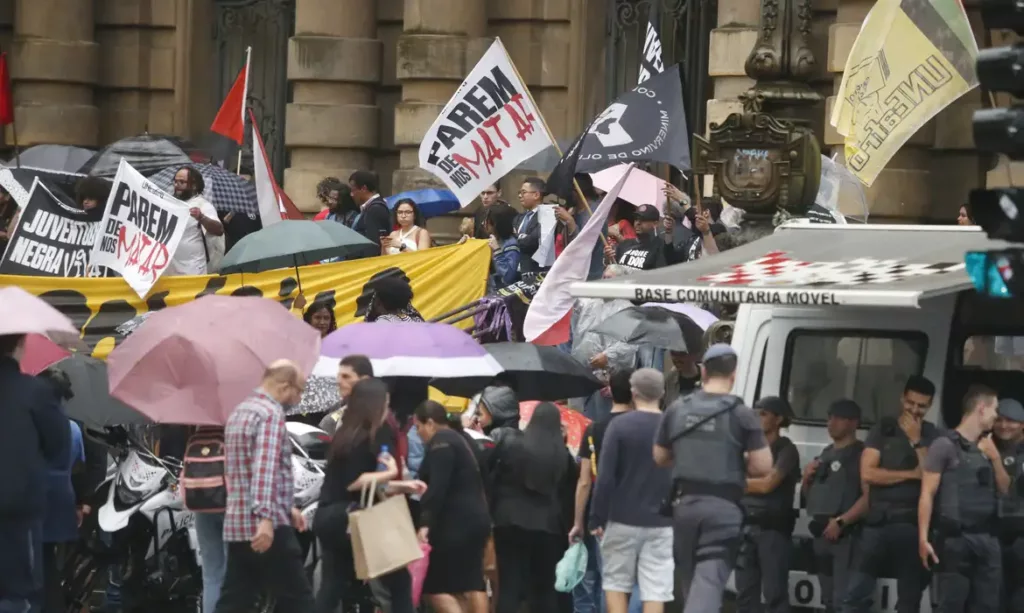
left=998, top=398, right=1024, bottom=423
left=828, top=398, right=861, bottom=421
left=753, top=396, right=792, bottom=418
left=702, top=343, right=736, bottom=362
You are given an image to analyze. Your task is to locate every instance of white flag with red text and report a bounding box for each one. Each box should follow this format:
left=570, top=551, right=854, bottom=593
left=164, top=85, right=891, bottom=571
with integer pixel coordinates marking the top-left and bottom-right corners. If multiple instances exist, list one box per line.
left=418, top=38, right=554, bottom=206
left=524, top=164, right=634, bottom=345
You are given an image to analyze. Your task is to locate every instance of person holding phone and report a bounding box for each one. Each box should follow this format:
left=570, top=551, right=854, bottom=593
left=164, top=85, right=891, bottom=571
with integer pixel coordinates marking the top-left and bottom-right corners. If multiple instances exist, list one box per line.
left=382, top=199, right=431, bottom=255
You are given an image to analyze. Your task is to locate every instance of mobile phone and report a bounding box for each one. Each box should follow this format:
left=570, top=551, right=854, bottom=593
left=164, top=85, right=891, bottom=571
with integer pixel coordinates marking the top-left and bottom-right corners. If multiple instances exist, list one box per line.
left=378, top=229, right=387, bottom=239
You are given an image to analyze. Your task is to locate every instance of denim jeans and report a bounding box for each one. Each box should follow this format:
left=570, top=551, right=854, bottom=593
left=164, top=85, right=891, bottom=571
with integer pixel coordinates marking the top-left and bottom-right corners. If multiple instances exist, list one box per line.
left=194, top=513, right=228, bottom=613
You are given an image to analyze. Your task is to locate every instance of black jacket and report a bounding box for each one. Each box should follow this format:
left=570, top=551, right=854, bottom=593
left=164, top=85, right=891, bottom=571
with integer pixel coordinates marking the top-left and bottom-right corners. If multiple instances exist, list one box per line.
left=513, top=209, right=544, bottom=274
left=0, top=357, right=70, bottom=518
left=352, top=196, right=392, bottom=259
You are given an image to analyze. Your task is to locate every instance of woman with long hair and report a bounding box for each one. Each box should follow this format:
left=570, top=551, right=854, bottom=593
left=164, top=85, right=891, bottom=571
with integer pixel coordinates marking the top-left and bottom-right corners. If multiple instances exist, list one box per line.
left=383, top=198, right=431, bottom=254
left=302, top=301, right=336, bottom=338
left=489, top=402, right=576, bottom=613
left=414, top=401, right=491, bottom=613
left=315, top=378, right=424, bottom=613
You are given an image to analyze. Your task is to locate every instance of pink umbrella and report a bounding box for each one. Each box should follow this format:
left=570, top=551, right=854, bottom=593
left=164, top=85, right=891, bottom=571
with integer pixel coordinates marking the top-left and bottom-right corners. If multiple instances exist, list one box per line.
left=20, top=334, right=71, bottom=375
left=590, top=164, right=668, bottom=212
left=107, top=295, right=321, bottom=425
left=0, top=286, right=84, bottom=349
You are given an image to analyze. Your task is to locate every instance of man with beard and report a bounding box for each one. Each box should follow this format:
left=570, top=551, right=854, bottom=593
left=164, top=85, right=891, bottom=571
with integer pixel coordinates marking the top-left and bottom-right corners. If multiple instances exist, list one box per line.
left=843, top=376, right=940, bottom=613
left=993, top=398, right=1024, bottom=612
left=168, top=166, right=223, bottom=276
left=607, top=205, right=666, bottom=271
left=918, top=385, right=1002, bottom=613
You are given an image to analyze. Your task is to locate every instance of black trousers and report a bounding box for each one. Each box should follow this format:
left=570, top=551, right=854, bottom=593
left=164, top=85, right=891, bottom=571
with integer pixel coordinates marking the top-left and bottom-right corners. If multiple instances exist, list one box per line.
left=41, top=544, right=64, bottom=613
left=214, top=528, right=314, bottom=613
left=493, top=526, right=563, bottom=613
left=316, top=538, right=414, bottom=613
left=843, top=522, right=931, bottom=613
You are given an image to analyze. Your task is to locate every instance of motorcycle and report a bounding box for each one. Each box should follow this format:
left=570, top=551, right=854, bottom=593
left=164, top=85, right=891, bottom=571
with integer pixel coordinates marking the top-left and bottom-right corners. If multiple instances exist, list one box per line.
left=66, top=423, right=330, bottom=613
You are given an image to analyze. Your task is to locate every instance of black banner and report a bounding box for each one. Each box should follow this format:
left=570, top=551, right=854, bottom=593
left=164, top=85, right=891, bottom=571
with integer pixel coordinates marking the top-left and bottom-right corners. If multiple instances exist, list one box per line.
left=547, top=64, right=691, bottom=201
left=0, top=179, right=98, bottom=277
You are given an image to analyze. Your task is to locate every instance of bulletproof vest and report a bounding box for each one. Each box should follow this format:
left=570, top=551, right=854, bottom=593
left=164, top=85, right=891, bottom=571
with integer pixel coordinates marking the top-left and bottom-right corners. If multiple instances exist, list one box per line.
left=742, top=436, right=799, bottom=514
left=668, top=392, right=746, bottom=501
left=998, top=442, right=1024, bottom=522
left=806, top=441, right=865, bottom=518
left=869, top=418, right=923, bottom=511
left=937, top=432, right=996, bottom=529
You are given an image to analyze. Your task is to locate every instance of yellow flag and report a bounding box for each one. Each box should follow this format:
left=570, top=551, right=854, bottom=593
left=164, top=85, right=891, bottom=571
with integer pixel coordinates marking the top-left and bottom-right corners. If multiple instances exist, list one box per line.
left=2, top=240, right=491, bottom=360
left=830, top=0, right=978, bottom=186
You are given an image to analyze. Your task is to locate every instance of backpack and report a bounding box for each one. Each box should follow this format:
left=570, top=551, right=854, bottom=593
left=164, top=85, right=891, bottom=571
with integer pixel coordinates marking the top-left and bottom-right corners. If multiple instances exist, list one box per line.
left=180, top=427, right=227, bottom=513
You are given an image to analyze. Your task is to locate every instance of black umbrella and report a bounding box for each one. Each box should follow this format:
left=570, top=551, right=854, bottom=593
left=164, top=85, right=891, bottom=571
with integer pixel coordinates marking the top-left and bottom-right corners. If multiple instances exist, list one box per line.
left=80, top=134, right=210, bottom=178
left=6, top=145, right=95, bottom=173
left=592, top=306, right=704, bottom=353
left=430, top=342, right=602, bottom=401
left=53, top=355, right=149, bottom=429
left=0, top=167, right=82, bottom=208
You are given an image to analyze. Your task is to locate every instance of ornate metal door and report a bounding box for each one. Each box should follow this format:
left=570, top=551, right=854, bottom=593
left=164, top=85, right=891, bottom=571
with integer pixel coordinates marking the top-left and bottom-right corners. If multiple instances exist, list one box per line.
left=607, top=0, right=718, bottom=145
left=214, top=0, right=294, bottom=180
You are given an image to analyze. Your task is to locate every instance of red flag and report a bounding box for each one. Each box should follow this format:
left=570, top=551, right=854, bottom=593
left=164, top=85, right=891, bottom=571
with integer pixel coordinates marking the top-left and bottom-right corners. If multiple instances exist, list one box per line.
left=210, top=48, right=250, bottom=144
left=0, top=52, right=15, bottom=126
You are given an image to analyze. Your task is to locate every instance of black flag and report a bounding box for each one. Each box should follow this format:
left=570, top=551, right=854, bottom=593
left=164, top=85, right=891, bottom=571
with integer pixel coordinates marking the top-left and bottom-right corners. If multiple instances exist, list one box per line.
left=638, top=16, right=664, bottom=84
left=546, top=64, right=691, bottom=201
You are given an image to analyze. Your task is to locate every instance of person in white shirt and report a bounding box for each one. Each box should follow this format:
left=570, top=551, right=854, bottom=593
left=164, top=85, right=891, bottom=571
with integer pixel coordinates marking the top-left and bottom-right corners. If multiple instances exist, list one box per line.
left=168, top=166, right=224, bottom=276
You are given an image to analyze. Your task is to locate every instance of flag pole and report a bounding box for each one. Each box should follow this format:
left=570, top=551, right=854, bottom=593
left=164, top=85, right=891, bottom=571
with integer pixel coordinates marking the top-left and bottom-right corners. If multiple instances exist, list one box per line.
left=237, top=46, right=251, bottom=175
left=498, top=42, right=609, bottom=249
left=11, top=118, right=18, bottom=169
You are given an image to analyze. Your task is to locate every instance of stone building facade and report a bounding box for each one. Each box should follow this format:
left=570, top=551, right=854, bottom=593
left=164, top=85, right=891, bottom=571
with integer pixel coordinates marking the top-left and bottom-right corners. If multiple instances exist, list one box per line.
left=0, top=0, right=1003, bottom=224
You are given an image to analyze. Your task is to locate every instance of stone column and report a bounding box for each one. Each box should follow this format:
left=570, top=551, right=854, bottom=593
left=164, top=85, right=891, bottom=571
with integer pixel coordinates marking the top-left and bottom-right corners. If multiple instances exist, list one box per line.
left=392, top=0, right=488, bottom=195
left=12, top=0, right=98, bottom=147
left=284, top=0, right=382, bottom=214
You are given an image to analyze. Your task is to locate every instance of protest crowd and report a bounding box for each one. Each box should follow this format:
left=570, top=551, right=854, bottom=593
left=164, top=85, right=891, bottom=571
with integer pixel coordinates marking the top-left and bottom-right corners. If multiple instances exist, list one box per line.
left=6, top=4, right=1024, bottom=613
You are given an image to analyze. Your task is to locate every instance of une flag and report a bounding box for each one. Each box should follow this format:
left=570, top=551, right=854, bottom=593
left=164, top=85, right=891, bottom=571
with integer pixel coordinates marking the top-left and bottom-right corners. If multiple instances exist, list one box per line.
left=830, top=0, right=977, bottom=186
left=524, top=164, right=635, bottom=345
left=418, top=38, right=554, bottom=206
left=638, top=17, right=665, bottom=85
left=546, top=64, right=689, bottom=202
left=210, top=46, right=251, bottom=145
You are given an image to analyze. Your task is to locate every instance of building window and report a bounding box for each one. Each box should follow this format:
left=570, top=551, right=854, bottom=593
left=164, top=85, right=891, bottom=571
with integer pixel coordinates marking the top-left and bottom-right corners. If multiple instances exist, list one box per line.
left=782, top=331, right=928, bottom=425
left=963, top=336, right=1024, bottom=370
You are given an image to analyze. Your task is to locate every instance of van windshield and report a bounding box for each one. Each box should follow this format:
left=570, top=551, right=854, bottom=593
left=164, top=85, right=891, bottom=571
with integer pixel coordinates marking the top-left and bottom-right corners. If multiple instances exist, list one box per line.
left=783, top=331, right=928, bottom=425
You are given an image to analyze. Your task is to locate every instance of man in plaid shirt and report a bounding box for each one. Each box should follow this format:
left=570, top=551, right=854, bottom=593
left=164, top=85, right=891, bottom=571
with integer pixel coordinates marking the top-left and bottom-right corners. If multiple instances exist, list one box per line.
left=214, top=360, right=314, bottom=613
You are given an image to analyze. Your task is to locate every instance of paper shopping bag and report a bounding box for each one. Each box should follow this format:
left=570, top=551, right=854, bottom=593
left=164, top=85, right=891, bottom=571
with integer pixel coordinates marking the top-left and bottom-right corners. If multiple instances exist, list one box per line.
left=349, top=483, right=423, bottom=580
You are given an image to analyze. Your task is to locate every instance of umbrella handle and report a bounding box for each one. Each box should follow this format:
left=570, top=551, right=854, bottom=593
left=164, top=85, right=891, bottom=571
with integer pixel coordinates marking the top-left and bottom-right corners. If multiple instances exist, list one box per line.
left=292, top=255, right=303, bottom=294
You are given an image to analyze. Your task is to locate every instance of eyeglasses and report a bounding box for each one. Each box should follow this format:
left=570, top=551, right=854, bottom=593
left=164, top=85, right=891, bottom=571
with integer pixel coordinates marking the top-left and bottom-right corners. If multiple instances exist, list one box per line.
left=173, top=179, right=189, bottom=186
left=519, top=190, right=538, bottom=196
left=396, top=210, right=414, bottom=216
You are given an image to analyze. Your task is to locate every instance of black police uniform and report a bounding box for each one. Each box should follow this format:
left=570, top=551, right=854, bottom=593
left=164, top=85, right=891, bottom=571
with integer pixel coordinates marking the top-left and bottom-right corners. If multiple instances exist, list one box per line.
left=931, top=431, right=1001, bottom=613
left=996, top=399, right=1024, bottom=613
left=843, top=418, right=938, bottom=613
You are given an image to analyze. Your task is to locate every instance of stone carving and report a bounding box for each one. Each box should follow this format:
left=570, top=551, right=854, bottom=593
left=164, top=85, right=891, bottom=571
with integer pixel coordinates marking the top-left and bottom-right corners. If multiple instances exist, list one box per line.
left=744, top=0, right=816, bottom=83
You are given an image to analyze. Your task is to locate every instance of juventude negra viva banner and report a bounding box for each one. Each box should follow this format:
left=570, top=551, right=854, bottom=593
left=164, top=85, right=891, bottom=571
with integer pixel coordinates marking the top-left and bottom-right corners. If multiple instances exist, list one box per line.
left=0, top=178, right=99, bottom=277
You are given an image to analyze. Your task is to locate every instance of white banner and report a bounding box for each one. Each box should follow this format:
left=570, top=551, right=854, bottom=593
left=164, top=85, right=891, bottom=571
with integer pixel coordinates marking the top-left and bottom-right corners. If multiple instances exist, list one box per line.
left=90, top=159, right=189, bottom=298
left=419, top=38, right=553, bottom=206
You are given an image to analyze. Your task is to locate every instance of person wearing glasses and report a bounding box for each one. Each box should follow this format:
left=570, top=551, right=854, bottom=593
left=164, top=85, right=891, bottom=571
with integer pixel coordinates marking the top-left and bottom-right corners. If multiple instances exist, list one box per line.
left=383, top=199, right=431, bottom=255
left=842, top=375, right=940, bottom=613
left=514, top=177, right=546, bottom=275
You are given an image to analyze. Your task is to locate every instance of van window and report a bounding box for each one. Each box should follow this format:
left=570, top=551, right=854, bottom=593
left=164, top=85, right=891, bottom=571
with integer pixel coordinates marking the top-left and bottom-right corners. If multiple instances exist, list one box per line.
left=962, top=336, right=1024, bottom=370
left=782, top=331, right=928, bottom=425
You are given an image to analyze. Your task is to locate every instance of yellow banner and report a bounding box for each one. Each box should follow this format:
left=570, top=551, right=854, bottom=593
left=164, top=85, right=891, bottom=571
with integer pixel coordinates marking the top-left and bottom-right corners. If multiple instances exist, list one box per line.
left=1, top=240, right=491, bottom=360
left=830, top=0, right=977, bottom=186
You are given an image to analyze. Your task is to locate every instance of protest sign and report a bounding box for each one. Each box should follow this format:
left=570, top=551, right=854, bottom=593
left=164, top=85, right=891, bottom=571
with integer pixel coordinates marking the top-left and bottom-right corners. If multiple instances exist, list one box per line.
left=0, top=178, right=99, bottom=277
left=90, top=159, right=189, bottom=298
left=419, top=38, right=553, bottom=205
left=8, top=240, right=491, bottom=359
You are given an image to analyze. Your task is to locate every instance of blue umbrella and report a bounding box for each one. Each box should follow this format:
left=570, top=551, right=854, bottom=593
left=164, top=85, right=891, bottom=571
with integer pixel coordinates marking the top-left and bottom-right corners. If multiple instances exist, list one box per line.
left=386, top=188, right=460, bottom=218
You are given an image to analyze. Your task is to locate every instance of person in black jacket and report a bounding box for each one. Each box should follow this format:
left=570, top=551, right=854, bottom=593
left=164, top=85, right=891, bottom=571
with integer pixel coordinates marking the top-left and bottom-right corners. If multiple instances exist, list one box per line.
left=0, top=334, right=70, bottom=612
left=414, top=401, right=491, bottom=613
left=349, top=170, right=392, bottom=259
left=514, top=177, right=546, bottom=275
left=489, top=402, right=576, bottom=613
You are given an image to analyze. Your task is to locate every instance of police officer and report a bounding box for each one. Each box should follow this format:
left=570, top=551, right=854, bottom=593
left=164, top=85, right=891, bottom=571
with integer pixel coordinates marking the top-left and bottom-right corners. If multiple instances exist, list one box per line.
left=994, top=398, right=1024, bottom=613
left=735, top=396, right=801, bottom=613
left=918, top=385, right=1002, bottom=613
left=801, top=399, right=868, bottom=613
left=843, top=375, right=940, bottom=613
left=653, top=344, right=773, bottom=613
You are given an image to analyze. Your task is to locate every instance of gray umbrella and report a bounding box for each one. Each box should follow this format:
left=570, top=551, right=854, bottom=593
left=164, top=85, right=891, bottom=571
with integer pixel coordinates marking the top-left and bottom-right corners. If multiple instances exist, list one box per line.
left=54, top=355, right=149, bottom=429
left=289, top=375, right=343, bottom=417
left=515, top=139, right=574, bottom=172
left=219, top=220, right=375, bottom=280
left=591, top=306, right=693, bottom=352
left=6, top=145, right=95, bottom=173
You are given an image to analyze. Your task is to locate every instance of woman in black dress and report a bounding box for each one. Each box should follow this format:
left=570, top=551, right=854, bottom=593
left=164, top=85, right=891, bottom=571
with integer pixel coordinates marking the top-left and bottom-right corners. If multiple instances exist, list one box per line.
left=489, top=402, right=576, bottom=613
left=414, top=400, right=491, bottom=613
left=314, top=378, right=425, bottom=613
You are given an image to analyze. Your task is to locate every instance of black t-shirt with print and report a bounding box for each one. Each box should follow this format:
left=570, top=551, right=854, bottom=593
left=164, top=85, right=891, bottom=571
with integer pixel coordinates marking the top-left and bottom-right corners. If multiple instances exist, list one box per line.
left=579, top=410, right=630, bottom=529
left=614, top=236, right=666, bottom=271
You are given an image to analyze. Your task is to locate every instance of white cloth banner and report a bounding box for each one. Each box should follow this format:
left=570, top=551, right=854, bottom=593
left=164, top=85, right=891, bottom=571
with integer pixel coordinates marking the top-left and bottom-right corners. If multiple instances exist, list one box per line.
left=89, top=159, right=189, bottom=298
left=418, top=38, right=554, bottom=206
left=253, top=122, right=283, bottom=227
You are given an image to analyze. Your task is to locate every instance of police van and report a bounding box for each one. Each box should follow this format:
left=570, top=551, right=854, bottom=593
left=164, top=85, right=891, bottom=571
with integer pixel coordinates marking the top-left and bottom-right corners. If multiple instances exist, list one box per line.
left=571, top=223, right=1020, bottom=613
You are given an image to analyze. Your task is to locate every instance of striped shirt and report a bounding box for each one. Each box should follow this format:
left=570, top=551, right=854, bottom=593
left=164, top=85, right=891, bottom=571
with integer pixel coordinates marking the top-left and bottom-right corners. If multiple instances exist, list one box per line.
left=222, top=389, right=294, bottom=542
